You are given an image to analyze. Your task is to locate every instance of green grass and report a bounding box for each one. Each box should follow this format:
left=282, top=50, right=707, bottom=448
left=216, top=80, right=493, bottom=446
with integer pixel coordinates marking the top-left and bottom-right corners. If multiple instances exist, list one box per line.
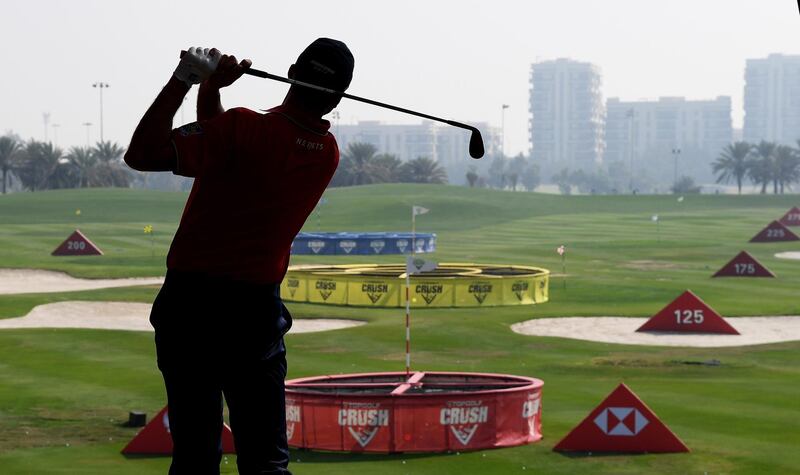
left=0, top=186, right=799, bottom=474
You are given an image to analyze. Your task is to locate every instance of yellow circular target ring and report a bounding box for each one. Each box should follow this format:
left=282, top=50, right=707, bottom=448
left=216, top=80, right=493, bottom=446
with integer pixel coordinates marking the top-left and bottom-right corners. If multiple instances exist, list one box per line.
left=281, top=263, right=550, bottom=308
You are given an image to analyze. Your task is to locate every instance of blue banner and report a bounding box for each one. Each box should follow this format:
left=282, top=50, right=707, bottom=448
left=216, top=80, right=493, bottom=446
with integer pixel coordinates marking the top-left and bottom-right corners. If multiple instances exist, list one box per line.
left=291, top=232, right=436, bottom=255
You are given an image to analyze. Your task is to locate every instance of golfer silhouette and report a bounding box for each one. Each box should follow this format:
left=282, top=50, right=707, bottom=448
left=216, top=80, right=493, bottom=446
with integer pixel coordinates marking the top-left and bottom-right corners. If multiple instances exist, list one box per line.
left=125, top=38, right=354, bottom=474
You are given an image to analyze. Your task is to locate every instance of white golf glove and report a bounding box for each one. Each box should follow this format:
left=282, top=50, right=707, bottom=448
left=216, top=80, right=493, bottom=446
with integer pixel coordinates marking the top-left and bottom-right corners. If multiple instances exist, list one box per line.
left=174, top=47, right=221, bottom=86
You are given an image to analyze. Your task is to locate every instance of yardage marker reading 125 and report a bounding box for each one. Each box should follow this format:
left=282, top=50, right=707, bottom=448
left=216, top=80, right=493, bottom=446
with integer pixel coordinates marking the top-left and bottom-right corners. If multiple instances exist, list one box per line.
left=674, top=309, right=704, bottom=324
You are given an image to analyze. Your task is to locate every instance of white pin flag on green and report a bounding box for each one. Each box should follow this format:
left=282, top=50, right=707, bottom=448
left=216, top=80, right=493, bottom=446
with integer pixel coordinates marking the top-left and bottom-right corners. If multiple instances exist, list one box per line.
left=412, top=206, right=429, bottom=216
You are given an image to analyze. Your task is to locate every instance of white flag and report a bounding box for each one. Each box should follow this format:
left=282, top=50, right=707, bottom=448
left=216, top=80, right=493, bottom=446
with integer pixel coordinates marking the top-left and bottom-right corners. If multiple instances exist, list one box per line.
left=406, top=255, right=437, bottom=275
left=412, top=206, right=429, bottom=216
left=651, top=215, right=659, bottom=222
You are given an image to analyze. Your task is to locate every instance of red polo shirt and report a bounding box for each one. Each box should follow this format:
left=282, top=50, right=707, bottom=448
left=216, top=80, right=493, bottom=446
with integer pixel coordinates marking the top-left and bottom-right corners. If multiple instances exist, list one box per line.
left=167, top=104, right=339, bottom=284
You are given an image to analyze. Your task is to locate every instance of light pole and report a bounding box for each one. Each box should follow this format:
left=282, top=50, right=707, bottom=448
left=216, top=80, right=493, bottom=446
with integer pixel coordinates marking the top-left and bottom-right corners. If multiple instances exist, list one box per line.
left=672, top=147, right=681, bottom=191
left=92, top=82, right=110, bottom=142
left=82, top=122, right=93, bottom=147
left=51, top=124, right=60, bottom=147
left=501, top=104, right=509, bottom=158
left=43, top=112, right=51, bottom=142
left=331, top=110, right=340, bottom=137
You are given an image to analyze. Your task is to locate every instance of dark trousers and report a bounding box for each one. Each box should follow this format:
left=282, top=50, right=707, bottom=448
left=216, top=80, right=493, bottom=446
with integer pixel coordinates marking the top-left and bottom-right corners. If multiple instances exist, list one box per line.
left=150, top=270, right=293, bottom=475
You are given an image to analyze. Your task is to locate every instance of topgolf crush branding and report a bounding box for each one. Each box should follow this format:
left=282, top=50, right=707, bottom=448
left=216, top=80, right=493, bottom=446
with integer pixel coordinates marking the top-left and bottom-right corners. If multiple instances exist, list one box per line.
left=468, top=281, right=493, bottom=304
left=338, top=402, right=390, bottom=448
left=416, top=283, right=443, bottom=305
left=286, top=278, right=300, bottom=298
left=339, top=240, right=357, bottom=254
left=396, top=239, right=409, bottom=253
left=370, top=240, right=386, bottom=254
left=440, top=400, right=489, bottom=446
left=511, top=281, right=529, bottom=301
left=315, top=279, right=336, bottom=300
left=361, top=282, right=389, bottom=304
left=308, top=240, right=326, bottom=254
left=286, top=399, right=301, bottom=441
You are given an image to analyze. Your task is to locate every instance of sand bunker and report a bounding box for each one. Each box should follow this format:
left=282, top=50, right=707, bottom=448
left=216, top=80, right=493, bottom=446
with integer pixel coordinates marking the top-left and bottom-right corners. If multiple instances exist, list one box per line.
left=0, top=301, right=365, bottom=334
left=775, top=252, right=800, bottom=261
left=0, top=268, right=164, bottom=295
left=511, top=316, right=800, bottom=347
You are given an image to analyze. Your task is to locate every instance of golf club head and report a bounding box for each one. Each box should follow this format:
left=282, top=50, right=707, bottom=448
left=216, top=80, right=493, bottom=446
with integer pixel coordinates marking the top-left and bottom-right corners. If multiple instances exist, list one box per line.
left=468, top=128, right=485, bottom=159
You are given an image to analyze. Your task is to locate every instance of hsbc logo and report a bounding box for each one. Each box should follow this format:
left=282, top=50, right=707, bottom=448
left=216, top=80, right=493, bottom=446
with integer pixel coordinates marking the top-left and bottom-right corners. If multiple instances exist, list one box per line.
left=370, top=240, right=385, bottom=254
left=338, top=403, right=389, bottom=448
left=594, top=407, right=649, bottom=436
left=440, top=400, right=488, bottom=446
left=339, top=240, right=357, bottom=254
left=308, top=240, right=326, bottom=254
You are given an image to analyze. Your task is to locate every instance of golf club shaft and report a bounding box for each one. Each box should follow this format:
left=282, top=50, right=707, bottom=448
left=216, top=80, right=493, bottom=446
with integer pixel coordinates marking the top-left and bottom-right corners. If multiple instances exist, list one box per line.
left=179, top=50, right=484, bottom=158
left=243, top=67, right=474, bottom=133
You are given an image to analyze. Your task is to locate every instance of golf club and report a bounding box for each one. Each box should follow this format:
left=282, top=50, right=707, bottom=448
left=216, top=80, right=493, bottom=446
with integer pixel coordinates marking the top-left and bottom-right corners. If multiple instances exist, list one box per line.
left=180, top=50, right=485, bottom=159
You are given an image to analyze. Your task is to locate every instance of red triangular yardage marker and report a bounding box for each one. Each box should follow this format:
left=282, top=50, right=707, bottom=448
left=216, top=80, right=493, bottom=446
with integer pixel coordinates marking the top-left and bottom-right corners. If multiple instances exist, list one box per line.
left=779, top=206, right=800, bottom=227
left=121, top=406, right=236, bottom=455
left=51, top=229, right=103, bottom=256
left=712, top=251, right=775, bottom=278
left=554, top=383, right=689, bottom=453
left=636, top=290, right=739, bottom=334
left=749, top=221, right=799, bottom=243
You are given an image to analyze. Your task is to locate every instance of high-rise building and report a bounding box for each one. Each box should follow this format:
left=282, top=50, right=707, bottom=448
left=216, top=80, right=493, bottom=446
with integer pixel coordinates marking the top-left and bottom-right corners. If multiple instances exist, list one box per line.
left=605, top=96, right=732, bottom=183
left=529, top=58, right=604, bottom=169
left=743, top=54, right=800, bottom=145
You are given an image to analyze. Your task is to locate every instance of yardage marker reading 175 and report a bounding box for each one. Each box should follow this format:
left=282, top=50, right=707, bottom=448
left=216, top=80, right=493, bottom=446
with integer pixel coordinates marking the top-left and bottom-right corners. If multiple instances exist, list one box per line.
left=734, top=263, right=755, bottom=275
left=674, top=309, right=704, bottom=324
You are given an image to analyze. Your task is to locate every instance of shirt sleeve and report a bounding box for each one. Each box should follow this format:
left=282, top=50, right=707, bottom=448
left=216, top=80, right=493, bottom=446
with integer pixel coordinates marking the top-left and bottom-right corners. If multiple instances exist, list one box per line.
left=170, top=108, right=239, bottom=178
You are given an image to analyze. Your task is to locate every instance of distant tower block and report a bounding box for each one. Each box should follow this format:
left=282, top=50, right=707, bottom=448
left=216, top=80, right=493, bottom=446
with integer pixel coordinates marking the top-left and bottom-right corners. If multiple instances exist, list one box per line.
left=712, top=251, right=775, bottom=278
left=779, top=207, right=800, bottom=227
left=749, top=221, right=799, bottom=243
left=51, top=229, right=103, bottom=256
left=553, top=383, right=689, bottom=454
left=636, top=290, right=739, bottom=334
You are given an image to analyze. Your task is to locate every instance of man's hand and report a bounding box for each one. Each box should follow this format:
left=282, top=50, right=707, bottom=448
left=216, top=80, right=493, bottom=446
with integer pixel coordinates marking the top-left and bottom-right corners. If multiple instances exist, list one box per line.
left=174, top=47, right=222, bottom=86
left=205, top=53, right=252, bottom=89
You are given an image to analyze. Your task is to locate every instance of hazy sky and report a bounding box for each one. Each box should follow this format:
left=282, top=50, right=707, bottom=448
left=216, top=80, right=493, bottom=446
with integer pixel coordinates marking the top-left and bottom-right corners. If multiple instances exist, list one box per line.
left=2, top=0, right=798, bottom=156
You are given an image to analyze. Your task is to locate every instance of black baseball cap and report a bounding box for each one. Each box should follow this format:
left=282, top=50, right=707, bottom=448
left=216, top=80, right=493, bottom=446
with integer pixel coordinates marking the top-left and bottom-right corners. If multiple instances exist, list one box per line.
left=294, top=38, right=354, bottom=92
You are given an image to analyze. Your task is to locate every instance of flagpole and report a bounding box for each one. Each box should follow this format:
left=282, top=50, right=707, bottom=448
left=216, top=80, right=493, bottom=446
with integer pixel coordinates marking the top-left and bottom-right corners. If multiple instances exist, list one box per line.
left=406, top=206, right=415, bottom=377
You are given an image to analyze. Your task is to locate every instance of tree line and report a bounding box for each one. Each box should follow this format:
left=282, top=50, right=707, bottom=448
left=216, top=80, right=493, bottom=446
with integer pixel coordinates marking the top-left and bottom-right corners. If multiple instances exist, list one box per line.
left=330, top=142, right=447, bottom=186
left=712, top=140, right=800, bottom=194
left=0, top=135, right=130, bottom=193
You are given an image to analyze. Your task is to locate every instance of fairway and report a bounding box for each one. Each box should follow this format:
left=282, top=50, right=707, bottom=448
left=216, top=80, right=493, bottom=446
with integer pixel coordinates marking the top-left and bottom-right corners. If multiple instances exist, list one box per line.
left=0, top=186, right=799, bottom=474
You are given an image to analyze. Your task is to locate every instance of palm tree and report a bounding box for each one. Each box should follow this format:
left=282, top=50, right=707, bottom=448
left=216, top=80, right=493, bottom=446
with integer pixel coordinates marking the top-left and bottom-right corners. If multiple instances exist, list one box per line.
left=373, top=153, right=402, bottom=182
left=65, top=146, right=99, bottom=187
left=14, top=140, right=63, bottom=191
left=399, top=157, right=447, bottom=184
left=0, top=136, right=21, bottom=194
left=337, top=142, right=386, bottom=186
left=774, top=145, right=800, bottom=194
left=91, top=141, right=130, bottom=187
left=748, top=141, right=777, bottom=194
left=712, top=142, right=751, bottom=194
